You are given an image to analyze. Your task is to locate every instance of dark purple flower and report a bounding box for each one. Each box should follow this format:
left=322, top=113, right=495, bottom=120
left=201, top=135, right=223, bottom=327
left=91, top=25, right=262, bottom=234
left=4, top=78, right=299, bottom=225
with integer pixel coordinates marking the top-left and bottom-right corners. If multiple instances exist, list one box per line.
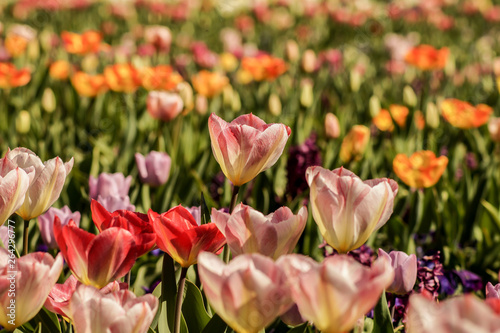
left=454, top=269, right=483, bottom=292
left=465, top=153, right=478, bottom=170
left=142, top=280, right=161, bottom=294
left=438, top=270, right=458, bottom=296
left=209, top=172, right=225, bottom=204
left=417, top=252, right=443, bottom=300
left=321, top=242, right=374, bottom=267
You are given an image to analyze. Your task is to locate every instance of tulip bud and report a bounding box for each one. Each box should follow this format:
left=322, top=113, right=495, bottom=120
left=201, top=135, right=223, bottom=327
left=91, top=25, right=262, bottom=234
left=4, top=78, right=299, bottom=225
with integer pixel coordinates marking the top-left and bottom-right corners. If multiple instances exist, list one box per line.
left=16, top=110, right=31, bottom=133
left=285, top=39, right=300, bottom=63
left=222, top=85, right=234, bottom=107
left=147, top=91, right=183, bottom=122
left=195, top=95, right=208, bottom=115
left=301, top=49, right=316, bottom=73
left=426, top=102, right=440, bottom=129
left=219, top=52, right=238, bottom=72
left=369, top=95, right=381, bottom=117
left=350, top=69, right=362, bottom=92
left=27, top=39, right=39, bottom=60
left=324, top=113, right=340, bottom=139
left=231, top=91, right=241, bottom=112
left=42, top=88, right=56, bottom=113
left=268, top=93, right=282, bottom=116
left=177, top=82, right=194, bottom=113
left=236, top=69, right=253, bottom=84
left=81, top=54, right=99, bottom=73
left=378, top=249, right=417, bottom=295
left=403, top=85, right=418, bottom=107
left=300, top=80, right=314, bottom=108
left=489, top=117, right=500, bottom=142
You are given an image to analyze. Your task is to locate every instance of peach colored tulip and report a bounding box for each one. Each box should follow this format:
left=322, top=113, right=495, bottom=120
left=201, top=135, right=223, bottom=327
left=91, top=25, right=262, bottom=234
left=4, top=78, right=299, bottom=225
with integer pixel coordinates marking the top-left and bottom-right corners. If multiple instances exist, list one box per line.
left=6, top=148, right=73, bottom=221
left=393, top=151, right=448, bottom=188
left=191, top=70, right=229, bottom=97
left=212, top=204, right=307, bottom=259
left=198, top=252, right=293, bottom=333
left=488, top=118, right=500, bottom=142
left=70, top=71, right=108, bottom=97
left=38, top=206, right=81, bottom=249
left=104, top=64, right=142, bottom=93
left=405, top=45, right=449, bottom=71
left=144, top=25, right=172, bottom=52
left=135, top=151, right=171, bottom=187
left=146, top=91, right=184, bottom=122
left=289, top=255, right=394, bottom=333
left=0, top=156, right=31, bottom=225
left=378, top=249, right=417, bottom=294
left=306, top=166, right=398, bottom=253
left=373, top=109, right=395, bottom=132
left=325, top=113, right=340, bottom=139
left=208, top=113, right=291, bottom=186
left=339, top=125, right=370, bottom=162
left=406, top=293, right=500, bottom=333
left=389, top=104, right=410, bottom=127
left=70, top=284, right=158, bottom=333
left=0, top=249, right=63, bottom=330
left=49, top=60, right=71, bottom=80
left=441, top=99, right=493, bottom=129
left=241, top=54, right=287, bottom=81
left=141, top=65, right=183, bottom=91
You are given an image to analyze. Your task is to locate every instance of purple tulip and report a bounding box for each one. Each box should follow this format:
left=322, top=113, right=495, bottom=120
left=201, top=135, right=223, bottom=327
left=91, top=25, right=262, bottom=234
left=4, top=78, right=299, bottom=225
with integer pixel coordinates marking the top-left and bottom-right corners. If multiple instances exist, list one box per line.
left=38, top=206, right=81, bottom=249
left=134, top=151, right=171, bottom=187
left=97, top=195, right=135, bottom=213
left=378, top=249, right=417, bottom=295
left=89, top=173, right=132, bottom=200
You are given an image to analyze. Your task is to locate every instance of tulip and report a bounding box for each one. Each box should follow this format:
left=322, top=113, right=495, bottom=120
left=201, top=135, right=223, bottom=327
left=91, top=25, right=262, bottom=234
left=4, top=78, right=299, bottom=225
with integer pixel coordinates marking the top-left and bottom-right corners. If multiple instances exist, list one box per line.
left=5, top=35, right=29, bottom=57
left=54, top=218, right=137, bottom=288
left=339, top=125, right=370, bottom=162
left=135, top=151, right=171, bottom=187
left=104, top=64, right=142, bottom=93
left=300, top=80, right=314, bottom=108
left=241, top=54, right=287, bottom=81
left=285, top=39, right=300, bottom=62
left=0, top=62, right=31, bottom=88
left=38, top=206, right=81, bottom=249
left=268, top=93, right=282, bottom=116
left=288, top=255, right=394, bottom=333
left=0, top=156, right=31, bottom=226
left=0, top=249, right=63, bottom=330
left=148, top=205, right=226, bottom=267
left=146, top=91, right=184, bottom=122
left=414, top=111, right=426, bottom=130
left=49, top=60, right=71, bottom=80
left=41, top=88, right=56, bottom=113
left=220, top=52, right=239, bottom=72
left=144, top=25, right=172, bottom=52
left=61, top=30, right=102, bottom=55
left=441, top=98, right=493, bottom=129
left=15, top=110, right=30, bottom=134
left=425, top=102, right=440, bottom=129
left=70, top=71, right=108, bottom=97
left=91, top=200, right=155, bottom=257
left=403, top=85, right=418, bottom=107
left=378, top=249, right=417, bottom=294
left=211, top=204, right=307, bottom=260
left=406, top=293, right=500, bottom=332
left=198, top=252, right=293, bottom=333
left=373, top=109, right=395, bottom=132
left=208, top=113, right=291, bottom=186
left=70, top=284, right=158, bottom=333
left=488, top=118, right=500, bottom=142
left=405, top=45, right=449, bottom=71
left=141, top=65, right=183, bottom=91
left=191, top=70, right=229, bottom=97
left=389, top=104, right=409, bottom=127
left=486, top=282, right=500, bottom=298
left=369, top=95, right=381, bottom=117
left=306, top=166, right=398, bottom=253
left=89, top=172, right=132, bottom=200
left=177, top=82, right=194, bottom=113
left=301, top=49, right=317, bottom=73
left=393, top=151, right=448, bottom=188
left=324, top=113, right=340, bottom=139
left=195, top=95, right=208, bottom=115
left=96, top=195, right=135, bottom=213
left=6, top=148, right=74, bottom=221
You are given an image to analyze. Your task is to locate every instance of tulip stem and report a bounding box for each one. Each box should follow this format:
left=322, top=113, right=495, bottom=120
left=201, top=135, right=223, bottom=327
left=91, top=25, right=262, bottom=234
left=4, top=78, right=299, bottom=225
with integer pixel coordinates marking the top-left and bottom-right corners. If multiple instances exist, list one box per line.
left=174, top=267, right=188, bottom=333
left=222, top=186, right=240, bottom=263
left=23, top=219, right=30, bottom=256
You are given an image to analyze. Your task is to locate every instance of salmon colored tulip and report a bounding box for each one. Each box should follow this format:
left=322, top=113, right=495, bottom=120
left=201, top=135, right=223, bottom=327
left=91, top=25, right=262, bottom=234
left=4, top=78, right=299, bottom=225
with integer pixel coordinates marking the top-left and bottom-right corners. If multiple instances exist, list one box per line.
left=208, top=113, right=291, bottom=186
left=49, top=60, right=71, bottom=80
left=339, top=125, right=370, bottom=162
left=191, top=70, right=229, bottom=97
left=441, top=98, right=493, bottom=129
left=211, top=204, right=307, bottom=259
left=306, top=166, right=398, bottom=253
left=141, top=65, right=183, bottom=91
left=289, top=255, right=394, bottom=333
left=146, top=91, right=184, bottom=122
left=373, top=109, right=395, bottom=132
left=241, top=54, right=287, bottom=81
left=0, top=249, right=63, bottom=330
left=71, top=71, right=108, bottom=97
left=134, top=151, right=171, bottom=186
left=70, top=284, right=158, bottom=333
left=144, top=25, right=172, bottom=52
left=393, top=151, right=448, bottom=188
left=378, top=249, right=417, bottom=295
left=0, top=156, right=31, bottom=225
left=389, top=104, right=410, bottom=127
left=6, top=148, right=73, bottom=221
left=325, top=113, right=341, bottom=139
left=38, top=206, right=81, bottom=249
left=61, top=30, right=102, bottom=55
left=0, top=63, right=31, bottom=88
left=148, top=205, right=226, bottom=267
left=406, top=294, right=500, bottom=332
left=91, top=199, right=156, bottom=257
left=104, top=64, right=142, bottom=93
left=405, top=45, right=449, bottom=71
left=54, top=217, right=137, bottom=288
left=198, top=252, right=293, bottom=333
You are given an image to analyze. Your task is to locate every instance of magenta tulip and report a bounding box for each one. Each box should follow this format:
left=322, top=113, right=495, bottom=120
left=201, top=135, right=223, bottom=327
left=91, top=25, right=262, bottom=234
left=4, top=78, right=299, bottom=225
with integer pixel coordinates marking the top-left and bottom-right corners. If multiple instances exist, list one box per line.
left=38, top=206, right=81, bottom=249
left=208, top=113, right=291, bottom=186
left=135, top=151, right=171, bottom=187
left=0, top=156, right=31, bottom=225
left=378, top=249, right=417, bottom=294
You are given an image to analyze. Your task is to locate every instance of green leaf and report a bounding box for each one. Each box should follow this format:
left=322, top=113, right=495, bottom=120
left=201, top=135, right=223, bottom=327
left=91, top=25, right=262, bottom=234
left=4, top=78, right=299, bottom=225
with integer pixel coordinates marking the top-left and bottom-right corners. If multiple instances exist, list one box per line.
left=152, top=255, right=178, bottom=333
left=287, top=323, right=309, bottom=333
left=372, top=292, right=394, bottom=333
left=201, top=314, right=227, bottom=333
left=25, top=307, right=62, bottom=333
left=182, top=280, right=210, bottom=332
left=200, top=192, right=211, bottom=225
left=481, top=199, right=500, bottom=233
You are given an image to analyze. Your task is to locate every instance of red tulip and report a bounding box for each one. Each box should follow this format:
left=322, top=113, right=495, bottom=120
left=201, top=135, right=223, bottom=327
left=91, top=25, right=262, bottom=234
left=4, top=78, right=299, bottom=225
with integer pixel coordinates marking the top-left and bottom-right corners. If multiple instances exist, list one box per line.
left=91, top=199, right=156, bottom=257
left=54, top=217, right=137, bottom=288
left=148, top=205, right=226, bottom=267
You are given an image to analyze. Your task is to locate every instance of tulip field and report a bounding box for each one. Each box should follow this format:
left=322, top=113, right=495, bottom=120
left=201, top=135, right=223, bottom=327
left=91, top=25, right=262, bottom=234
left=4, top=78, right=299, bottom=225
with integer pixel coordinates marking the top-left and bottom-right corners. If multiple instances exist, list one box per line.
left=3, top=0, right=500, bottom=332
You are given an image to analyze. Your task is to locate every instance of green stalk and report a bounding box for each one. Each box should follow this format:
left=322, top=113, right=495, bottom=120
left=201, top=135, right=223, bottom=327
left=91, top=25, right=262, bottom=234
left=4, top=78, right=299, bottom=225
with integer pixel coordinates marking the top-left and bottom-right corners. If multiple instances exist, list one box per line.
left=174, top=267, right=188, bottom=333
left=222, top=186, right=240, bottom=263
left=23, top=219, right=30, bottom=256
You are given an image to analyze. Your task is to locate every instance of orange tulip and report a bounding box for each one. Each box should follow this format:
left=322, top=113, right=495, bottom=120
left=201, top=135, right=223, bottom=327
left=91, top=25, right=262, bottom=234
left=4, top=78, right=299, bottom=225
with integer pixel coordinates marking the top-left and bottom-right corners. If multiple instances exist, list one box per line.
left=61, top=30, right=102, bottom=55
left=104, top=64, right=142, bottom=93
left=71, top=71, right=108, bottom=97
left=440, top=98, right=492, bottom=129
left=141, top=65, right=183, bottom=91
left=389, top=104, right=409, bottom=127
left=191, top=70, right=229, bottom=98
left=4, top=35, right=29, bottom=57
left=393, top=151, right=448, bottom=188
left=0, top=63, right=30, bottom=88
left=405, top=45, right=449, bottom=71
left=373, top=109, right=394, bottom=132
left=241, top=54, right=287, bottom=81
left=339, top=125, right=370, bottom=162
left=414, top=111, right=425, bottom=130
left=49, top=60, right=71, bottom=80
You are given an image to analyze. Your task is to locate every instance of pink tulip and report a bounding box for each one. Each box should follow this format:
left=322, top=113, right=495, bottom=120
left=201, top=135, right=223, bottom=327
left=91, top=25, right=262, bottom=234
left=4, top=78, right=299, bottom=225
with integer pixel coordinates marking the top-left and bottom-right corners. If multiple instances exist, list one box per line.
left=324, top=113, right=340, bottom=139
left=211, top=204, right=307, bottom=259
left=89, top=172, right=132, bottom=200
left=306, top=166, right=398, bottom=253
left=289, top=255, right=394, bottom=333
left=54, top=217, right=137, bottom=288
left=97, top=195, right=135, bottom=212
left=486, top=282, right=500, bottom=299
left=134, top=151, right=171, bottom=187
left=0, top=156, right=31, bottom=225
left=378, top=249, right=417, bottom=295
left=70, top=284, right=158, bottom=333
left=406, top=293, right=500, bottom=332
left=488, top=117, right=500, bottom=142
left=38, top=206, right=81, bottom=249
left=208, top=113, right=291, bottom=186
left=146, top=91, right=184, bottom=122
left=144, top=25, right=172, bottom=52
left=0, top=226, right=8, bottom=247
left=0, top=249, right=63, bottom=330
left=6, top=147, right=73, bottom=220
left=198, top=252, right=293, bottom=333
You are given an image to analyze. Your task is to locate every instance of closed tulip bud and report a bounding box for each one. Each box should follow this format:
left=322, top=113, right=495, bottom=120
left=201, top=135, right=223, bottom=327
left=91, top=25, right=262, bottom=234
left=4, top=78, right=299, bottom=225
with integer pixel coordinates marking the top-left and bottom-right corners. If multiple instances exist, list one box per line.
left=285, top=39, right=300, bottom=63
left=488, top=117, right=500, bottom=142
left=231, top=91, right=241, bottom=112
left=195, top=94, right=208, bottom=115
left=378, top=249, right=417, bottom=294
left=268, top=93, right=282, bottom=116
left=81, top=54, right=99, bottom=73
left=425, top=102, right=440, bottom=129
left=27, top=39, right=39, bottom=60
left=300, top=80, right=314, bottom=108
left=222, top=85, right=234, bottom=107
left=134, top=151, right=171, bottom=187
left=177, top=82, right=194, bottom=113
left=38, top=206, right=81, bottom=249
left=16, top=110, right=30, bottom=134
left=220, top=52, right=238, bottom=72
left=146, top=91, right=183, bottom=122
left=306, top=166, right=398, bottom=253
left=42, top=88, right=56, bottom=113
left=350, top=69, right=362, bottom=92
left=301, top=49, right=316, bottom=73
left=369, top=95, right=381, bottom=117
left=339, top=125, right=370, bottom=162
left=403, top=85, right=418, bottom=107
left=324, top=113, right=340, bottom=139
